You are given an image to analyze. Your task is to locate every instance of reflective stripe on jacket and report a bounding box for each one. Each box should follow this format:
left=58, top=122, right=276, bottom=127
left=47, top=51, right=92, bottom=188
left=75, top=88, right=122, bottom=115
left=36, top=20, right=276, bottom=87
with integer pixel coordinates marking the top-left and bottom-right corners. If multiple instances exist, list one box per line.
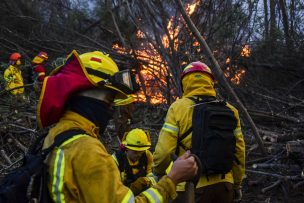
left=153, top=73, right=245, bottom=191
left=43, top=111, right=176, bottom=202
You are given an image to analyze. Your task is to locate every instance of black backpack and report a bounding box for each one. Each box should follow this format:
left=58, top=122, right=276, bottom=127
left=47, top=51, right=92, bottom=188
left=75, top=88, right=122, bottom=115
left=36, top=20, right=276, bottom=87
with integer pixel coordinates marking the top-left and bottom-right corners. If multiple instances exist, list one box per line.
left=0, top=130, right=84, bottom=203
left=176, top=96, right=237, bottom=178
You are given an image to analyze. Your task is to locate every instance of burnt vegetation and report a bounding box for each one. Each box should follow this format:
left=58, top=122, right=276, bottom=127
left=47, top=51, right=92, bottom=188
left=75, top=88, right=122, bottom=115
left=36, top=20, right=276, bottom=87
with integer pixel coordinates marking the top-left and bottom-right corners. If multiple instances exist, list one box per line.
left=0, top=0, right=303, bottom=202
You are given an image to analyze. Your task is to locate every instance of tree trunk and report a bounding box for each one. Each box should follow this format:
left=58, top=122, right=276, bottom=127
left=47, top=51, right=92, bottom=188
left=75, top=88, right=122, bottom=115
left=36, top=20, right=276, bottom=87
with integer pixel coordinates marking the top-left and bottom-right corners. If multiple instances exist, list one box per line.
left=289, top=0, right=295, bottom=40
left=269, top=0, right=277, bottom=51
left=279, top=0, right=292, bottom=48
left=263, top=0, right=269, bottom=41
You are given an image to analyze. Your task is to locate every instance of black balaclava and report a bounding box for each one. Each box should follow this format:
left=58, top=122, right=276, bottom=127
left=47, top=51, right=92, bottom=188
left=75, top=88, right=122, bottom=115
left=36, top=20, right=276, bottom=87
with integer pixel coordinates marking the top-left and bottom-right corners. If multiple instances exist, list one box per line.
left=68, top=95, right=114, bottom=134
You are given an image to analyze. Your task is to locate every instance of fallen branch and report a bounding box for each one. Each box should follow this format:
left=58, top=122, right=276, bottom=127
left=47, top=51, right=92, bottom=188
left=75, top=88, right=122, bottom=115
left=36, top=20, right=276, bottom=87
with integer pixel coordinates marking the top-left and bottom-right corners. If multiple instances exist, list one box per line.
left=293, top=180, right=304, bottom=189
left=9, top=137, right=27, bottom=153
left=0, top=83, right=34, bottom=96
left=246, top=169, right=301, bottom=180
left=261, top=179, right=282, bottom=193
left=252, top=163, right=301, bottom=170
left=0, top=149, right=12, bottom=165
left=7, top=123, right=37, bottom=133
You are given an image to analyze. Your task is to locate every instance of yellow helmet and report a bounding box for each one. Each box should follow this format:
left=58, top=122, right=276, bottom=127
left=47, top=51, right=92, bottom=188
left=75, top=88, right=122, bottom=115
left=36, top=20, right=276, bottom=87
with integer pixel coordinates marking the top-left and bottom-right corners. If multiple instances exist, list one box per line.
left=79, top=51, right=139, bottom=102
left=122, top=128, right=151, bottom=151
left=79, top=51, right=125, bottom=99
left=32, top=51, right=48, bottom=64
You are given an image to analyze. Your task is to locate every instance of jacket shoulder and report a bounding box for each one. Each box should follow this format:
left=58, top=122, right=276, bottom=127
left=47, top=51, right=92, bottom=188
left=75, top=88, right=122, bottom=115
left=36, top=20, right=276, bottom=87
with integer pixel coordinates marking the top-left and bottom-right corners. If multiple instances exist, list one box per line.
left=170, top=97, right=194, bottom=109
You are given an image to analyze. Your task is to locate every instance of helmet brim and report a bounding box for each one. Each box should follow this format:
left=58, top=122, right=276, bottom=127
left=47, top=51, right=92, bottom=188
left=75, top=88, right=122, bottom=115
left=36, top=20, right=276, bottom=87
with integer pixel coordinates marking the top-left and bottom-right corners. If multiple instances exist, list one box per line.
left=125, top=145, right=151, bottom=151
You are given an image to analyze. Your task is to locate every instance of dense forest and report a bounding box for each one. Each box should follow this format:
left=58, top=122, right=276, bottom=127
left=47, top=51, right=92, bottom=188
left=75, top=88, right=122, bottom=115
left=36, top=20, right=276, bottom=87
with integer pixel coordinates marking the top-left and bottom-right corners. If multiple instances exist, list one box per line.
left=0, top=0, right=303, bottom=202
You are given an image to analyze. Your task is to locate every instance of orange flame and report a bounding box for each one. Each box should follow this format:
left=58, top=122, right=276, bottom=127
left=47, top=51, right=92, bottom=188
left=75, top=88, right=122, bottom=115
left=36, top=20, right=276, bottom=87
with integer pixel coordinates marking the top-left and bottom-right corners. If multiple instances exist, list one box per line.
left=231, top=69, right=246, bottom=85
left=241, top=45, right=250, bottom=57
left=224, top=65, right=246, bottom=85
left=113, top=2, right=199, bottom=104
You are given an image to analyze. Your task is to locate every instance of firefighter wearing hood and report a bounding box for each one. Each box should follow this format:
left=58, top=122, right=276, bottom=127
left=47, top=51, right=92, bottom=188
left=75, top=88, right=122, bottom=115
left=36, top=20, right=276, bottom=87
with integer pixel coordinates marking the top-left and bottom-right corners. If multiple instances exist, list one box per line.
left=153, top=62, right=245, bottom=203
left=32, top=51, right=48, bottom=82
left=40, top=50, right=198, bottom=203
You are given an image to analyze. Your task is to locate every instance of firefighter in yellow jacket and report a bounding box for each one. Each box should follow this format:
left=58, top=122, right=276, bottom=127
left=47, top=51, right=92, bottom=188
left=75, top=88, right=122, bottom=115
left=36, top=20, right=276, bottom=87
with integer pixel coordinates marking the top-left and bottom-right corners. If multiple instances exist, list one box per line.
left=153, top=61, right=245, bottom=203
left=40, top=50, right=198, bottom=203
left=4, top=52, right=24, bottom=95
left=112, top=128, right=157, bottom=195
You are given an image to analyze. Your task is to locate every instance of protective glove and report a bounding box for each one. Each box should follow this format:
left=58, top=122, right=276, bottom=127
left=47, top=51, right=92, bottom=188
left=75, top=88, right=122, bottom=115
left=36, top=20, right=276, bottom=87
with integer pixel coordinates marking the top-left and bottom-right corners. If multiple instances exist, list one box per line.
left=129, top=177, right=152, bottom=195
left=145, top=176, right=157, bottom=185
left=234, top=185, right=242, bottom=202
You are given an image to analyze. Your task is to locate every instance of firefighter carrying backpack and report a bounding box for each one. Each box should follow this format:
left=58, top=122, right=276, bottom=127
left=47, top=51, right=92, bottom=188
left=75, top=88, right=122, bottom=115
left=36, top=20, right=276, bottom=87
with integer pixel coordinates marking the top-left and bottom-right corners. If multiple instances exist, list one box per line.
left=176, top=96, right=238, bottom=178
left=0, top=130, right=84, bottom=203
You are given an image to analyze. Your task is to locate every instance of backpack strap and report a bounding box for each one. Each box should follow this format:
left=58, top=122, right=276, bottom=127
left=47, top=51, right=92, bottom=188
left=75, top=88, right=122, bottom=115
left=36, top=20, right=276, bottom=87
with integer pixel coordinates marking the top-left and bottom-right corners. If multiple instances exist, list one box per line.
left=115, top=150, right=127, bottom=172
left=175, top=96, right=217, bottom=155
left=41, top=130, right=86, bottom=157
left=175, top=127, right=192, bottom=155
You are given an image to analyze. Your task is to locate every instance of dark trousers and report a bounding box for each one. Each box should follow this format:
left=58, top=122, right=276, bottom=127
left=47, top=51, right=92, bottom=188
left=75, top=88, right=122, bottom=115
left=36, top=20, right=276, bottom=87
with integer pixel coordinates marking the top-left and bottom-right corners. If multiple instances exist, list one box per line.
left=172, top=182, right=234, bottom=203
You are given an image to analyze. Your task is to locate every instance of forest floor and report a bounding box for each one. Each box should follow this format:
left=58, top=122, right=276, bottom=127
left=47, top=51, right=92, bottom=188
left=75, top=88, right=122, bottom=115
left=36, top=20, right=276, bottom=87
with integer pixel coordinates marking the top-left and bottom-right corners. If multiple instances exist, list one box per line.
left=0, top=86, right=303, bottom=203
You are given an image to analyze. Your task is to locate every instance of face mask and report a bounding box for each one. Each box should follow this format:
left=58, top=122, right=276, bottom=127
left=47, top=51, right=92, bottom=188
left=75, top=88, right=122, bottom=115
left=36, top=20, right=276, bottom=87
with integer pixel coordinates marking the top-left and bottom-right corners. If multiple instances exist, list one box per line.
left=68, top=96, right=114, bottom=134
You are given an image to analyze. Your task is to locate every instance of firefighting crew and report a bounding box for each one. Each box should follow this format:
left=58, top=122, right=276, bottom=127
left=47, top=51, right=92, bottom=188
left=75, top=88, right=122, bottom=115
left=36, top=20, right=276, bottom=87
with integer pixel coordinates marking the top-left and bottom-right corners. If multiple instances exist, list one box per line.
left=32, top=51, right=48, bottom=82
left=3, top=52, right=24, bottom=95
left=153, top=61, right=245, bottom=203
left=112, top=128, right=157, bottom=195
left=39, top=50, right=198, bottom=203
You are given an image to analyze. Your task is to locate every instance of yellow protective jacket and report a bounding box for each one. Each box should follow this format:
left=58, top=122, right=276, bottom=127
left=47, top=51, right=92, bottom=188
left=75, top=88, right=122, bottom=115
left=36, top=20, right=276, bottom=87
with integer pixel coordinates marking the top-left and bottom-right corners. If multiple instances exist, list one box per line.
left=4, top=65, right=24, bottom=94
left=153, top=73, right=245, bottom=191
left=112, top=150, right=154, bottom=184
left=43, top=111, right=177, bottom=203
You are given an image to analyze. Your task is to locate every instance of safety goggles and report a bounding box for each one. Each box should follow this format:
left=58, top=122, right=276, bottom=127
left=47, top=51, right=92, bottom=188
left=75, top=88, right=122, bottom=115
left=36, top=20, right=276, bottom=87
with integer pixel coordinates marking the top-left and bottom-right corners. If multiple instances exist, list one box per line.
left=86, top=68, right=140, bottom=94
left=112, top=69, right=140, bottom=94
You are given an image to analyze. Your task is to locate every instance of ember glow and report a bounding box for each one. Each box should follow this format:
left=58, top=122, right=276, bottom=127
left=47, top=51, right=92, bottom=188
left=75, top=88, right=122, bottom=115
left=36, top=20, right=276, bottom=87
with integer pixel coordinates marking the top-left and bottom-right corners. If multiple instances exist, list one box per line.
left=241, top=44, right=250, bottom=57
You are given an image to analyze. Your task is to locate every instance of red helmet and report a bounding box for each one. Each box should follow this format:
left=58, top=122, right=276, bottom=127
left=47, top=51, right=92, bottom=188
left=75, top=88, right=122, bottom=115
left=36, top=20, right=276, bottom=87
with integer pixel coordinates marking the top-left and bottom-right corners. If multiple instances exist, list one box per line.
left=9, top=52, right=21, bottom=61
left=37, top=51, right=48, bottom=60
left=181, top=61, right=214, bottom=80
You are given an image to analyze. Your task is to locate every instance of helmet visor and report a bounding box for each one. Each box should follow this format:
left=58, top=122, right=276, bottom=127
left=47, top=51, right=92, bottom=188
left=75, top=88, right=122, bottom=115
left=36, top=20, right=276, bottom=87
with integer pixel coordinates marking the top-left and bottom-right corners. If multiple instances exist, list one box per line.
left=112, top=69, right=139, bottom=94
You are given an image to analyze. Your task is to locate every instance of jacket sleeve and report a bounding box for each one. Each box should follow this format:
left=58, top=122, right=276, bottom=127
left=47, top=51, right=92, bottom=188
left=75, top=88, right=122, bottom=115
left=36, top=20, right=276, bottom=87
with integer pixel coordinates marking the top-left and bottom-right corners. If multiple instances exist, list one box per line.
left=146, top=150, right=153, bottom=175
left=228, top=104, right=246, bottom=187
left=153, top=106, right=179, bottom=176
left=4, top=67, right=13, bottom=82
left=34, top=65, right=46, bottom=81
left=75, top=138, right=177, bottom=203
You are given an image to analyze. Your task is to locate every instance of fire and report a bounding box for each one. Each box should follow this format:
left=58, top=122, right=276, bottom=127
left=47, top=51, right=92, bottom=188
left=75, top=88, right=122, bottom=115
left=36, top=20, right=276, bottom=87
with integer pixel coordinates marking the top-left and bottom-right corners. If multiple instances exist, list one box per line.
left=113, top=2, right=200, bottom=104
left=224, top=44, right=250, bottom=85
left=112, top=43, right=127, bottom=54
left=136, top=30, right=145, bottom=39
left=186, top=2, right=200, bottom=15
left=192, top=41, right=199, bottom=46
left=224, top=65, right=246, bottom=85
left=161, top=17, right=180, bottom=50
left=231, top=69, right=246, bottom=85
left=241, top=44, right=250, bottom=57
